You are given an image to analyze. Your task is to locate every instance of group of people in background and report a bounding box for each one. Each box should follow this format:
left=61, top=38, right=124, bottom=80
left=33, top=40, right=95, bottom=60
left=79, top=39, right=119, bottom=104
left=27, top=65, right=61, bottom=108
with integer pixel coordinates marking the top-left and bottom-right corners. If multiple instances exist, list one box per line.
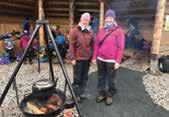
left=9, top=17, right=69, bottom=64
left=69, top=9, right=125, bottom=106
left=49, top=25, right=69, bottom=60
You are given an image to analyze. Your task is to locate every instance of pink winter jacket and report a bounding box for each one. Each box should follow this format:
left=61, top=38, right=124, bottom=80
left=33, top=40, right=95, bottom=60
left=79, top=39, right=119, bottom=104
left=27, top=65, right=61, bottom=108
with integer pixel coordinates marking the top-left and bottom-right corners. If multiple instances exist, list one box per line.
left=92, top=26, right=125, bottom=64
left=20, top=35, right=30, bottom=49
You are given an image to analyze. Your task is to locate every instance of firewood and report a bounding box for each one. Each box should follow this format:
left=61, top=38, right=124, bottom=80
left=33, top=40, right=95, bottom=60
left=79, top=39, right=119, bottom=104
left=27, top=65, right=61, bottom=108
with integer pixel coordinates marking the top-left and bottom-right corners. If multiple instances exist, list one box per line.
left=27, top=102, right=45, bottom=114
left=39, top=107, right=48, bottom=113
left=63, top=109, right=75, bottom=117
left=47, top=104, right=58, bottom=111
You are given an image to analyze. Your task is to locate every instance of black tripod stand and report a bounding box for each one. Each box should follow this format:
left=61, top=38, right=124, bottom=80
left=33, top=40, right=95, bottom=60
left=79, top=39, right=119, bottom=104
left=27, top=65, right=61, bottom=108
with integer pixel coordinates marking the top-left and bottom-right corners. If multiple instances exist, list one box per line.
left=0, top=20, right=83, bottom=117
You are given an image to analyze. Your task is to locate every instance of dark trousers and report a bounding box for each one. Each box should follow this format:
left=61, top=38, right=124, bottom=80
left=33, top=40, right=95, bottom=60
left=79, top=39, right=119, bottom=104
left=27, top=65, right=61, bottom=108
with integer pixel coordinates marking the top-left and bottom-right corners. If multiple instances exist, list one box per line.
left=24, top=49, right=34, bottom=63
left=97, top=60, right=118, bottom=97
left=58, top=45, right=66, bottom=59
left=6, top=49, right=14, bottom=62
left=72, top=60, right=90, bottom=97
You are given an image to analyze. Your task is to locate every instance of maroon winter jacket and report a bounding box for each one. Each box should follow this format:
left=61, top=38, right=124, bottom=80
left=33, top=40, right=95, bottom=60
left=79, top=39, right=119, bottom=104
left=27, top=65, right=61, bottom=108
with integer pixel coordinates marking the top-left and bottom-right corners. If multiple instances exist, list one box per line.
left=69, top=26, right=94, bottom=61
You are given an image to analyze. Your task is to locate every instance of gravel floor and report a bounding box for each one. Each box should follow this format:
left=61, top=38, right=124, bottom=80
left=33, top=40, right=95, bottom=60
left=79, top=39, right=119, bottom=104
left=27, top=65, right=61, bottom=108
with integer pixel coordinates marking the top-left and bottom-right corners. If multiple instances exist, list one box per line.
left=0, top=60, right=169, bottom=116
left=143, top=73, right=169, bottom=111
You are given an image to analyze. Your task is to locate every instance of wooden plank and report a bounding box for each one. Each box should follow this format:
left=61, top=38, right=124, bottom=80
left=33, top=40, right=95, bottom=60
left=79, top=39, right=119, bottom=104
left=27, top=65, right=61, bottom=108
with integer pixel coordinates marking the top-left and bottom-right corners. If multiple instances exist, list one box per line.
left=0, top=2, right=33, bottom=9
left=0, top=16, right=33, bottom=23
left=0, top=9, right=32, bottom=16
left=45, top=1, right=69, bottom=6
left=161, top=31, right=169, bottom=45
left=164, top=8, right=169, bottom=14
left=111, top=0, right=153, bottom=8
left=48, top=18, right=69, bottom=24
left=33, top=0, right=39, bottom=20
left=0, top=5, right=33, bottom=12
left=46, top=13, right=69, bottom=17
left=76, top=2, right=98, bottom=6
left=0, top=23, right=22, bottom=34
left=0, top=40, right=5, bottom=53
left=77, top=9, right=99, bottom=13
left=45, top=8, right=69, bottom=12
left=116, top=7, right=155, bottom=13
left=118, top=14, right=155, bottom=19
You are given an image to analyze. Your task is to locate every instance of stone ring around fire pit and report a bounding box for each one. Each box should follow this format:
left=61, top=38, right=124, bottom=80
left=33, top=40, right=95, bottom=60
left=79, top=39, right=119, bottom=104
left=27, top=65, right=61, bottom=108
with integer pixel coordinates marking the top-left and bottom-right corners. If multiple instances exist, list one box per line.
left=19, top=89, right=66, bottom=117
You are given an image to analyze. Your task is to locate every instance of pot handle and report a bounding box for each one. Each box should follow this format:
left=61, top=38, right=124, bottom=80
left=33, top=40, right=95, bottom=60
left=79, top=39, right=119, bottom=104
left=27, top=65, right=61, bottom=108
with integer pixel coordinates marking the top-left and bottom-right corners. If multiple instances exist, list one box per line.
left=23, top=93, right=31, bottom=98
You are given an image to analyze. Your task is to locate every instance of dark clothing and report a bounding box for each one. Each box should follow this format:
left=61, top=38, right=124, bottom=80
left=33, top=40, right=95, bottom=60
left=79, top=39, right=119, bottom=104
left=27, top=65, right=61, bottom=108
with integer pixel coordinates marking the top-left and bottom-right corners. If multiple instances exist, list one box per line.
left=6, top=49, right=14, bottom=62
left=23, top=20, right=30, bottom=32
left=24, top=49, right=33, bottom=63
left=72, top=60, right=90, bottom=97
left=97, top=59, right=118, bottom=97
left=69, top=26, right=94, bottom=61
left=20, top=34, right=34, bottom=63
left=58, top=45, right=65, bottom=59
left=69, top=25, right=94, bottom=97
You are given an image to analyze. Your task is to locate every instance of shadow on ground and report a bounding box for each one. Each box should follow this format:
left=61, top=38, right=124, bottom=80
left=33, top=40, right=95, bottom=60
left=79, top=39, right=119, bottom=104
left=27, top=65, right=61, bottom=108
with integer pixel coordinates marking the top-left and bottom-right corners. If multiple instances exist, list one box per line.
left=80, top=68, right=169, bottom=117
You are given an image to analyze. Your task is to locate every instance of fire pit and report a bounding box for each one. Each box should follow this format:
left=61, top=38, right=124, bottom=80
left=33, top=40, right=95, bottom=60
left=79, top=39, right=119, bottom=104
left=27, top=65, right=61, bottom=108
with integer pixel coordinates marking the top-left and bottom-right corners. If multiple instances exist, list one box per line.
left=19, top=79, right=66, bottom=117
left=20, top=89, right=66, bottom=117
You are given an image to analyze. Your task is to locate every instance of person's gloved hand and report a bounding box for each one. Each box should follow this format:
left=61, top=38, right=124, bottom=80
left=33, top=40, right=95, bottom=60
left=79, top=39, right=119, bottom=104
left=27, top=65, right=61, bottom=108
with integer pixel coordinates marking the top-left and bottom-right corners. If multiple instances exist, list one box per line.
left=92, top=59, right=96, bottom=64
left=71, top=60, right=76, bottom=65
left=114, top=62, right=120, bottom=70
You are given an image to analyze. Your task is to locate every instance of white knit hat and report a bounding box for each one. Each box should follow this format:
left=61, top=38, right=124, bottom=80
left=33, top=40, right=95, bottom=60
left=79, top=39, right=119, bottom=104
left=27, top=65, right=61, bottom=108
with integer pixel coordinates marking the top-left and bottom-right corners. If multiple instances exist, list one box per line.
left=80, top=12, right=90, bottom=21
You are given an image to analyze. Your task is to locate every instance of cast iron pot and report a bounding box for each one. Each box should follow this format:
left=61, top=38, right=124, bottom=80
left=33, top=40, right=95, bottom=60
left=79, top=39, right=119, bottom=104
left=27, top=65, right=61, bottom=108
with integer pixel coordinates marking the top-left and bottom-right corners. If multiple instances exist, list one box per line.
left=20, top=89, right=66, bottom=117
left=32, top=79, right=57, bottom=100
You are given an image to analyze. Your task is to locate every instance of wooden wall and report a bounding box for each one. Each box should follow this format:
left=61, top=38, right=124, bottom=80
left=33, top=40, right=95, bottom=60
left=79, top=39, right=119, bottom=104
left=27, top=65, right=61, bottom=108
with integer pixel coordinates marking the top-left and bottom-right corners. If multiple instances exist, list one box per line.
left=0, top=16, right=23, bottom=34
left=0, top=16, right=69, bottom=34
left=1, top=0, right=169, bottom=45
left=107, top=0, right=157, bottom=42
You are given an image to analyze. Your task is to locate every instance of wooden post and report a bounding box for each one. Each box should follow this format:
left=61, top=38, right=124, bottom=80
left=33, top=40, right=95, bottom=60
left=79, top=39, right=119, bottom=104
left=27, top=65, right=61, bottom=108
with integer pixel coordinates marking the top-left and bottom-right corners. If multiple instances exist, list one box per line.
left=99, top=0, right=105, bottom=29
left=38, top=0, right=45, bottom=47
left=150, top=0, right=166, bottom=73
left=69, top=0, right=75, bottom=30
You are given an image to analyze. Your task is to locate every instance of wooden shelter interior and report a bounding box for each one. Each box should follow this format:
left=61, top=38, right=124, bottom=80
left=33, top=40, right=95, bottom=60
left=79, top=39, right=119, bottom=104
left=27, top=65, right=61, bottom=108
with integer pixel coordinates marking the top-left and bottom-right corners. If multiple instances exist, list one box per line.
left=0, top=0, right=169, bottom=67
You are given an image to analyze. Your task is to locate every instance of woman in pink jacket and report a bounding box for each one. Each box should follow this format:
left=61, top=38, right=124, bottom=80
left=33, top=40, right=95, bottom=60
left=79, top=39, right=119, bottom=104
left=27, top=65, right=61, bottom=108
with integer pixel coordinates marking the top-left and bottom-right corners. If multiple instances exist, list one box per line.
left=92, top=9, right=125, bottom=105
left=20, top=30, right=33, bottom=64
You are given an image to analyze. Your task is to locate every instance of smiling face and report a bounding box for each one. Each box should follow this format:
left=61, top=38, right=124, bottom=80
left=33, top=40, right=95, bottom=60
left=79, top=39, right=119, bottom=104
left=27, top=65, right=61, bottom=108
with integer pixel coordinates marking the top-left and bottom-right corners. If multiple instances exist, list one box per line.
left=104, top=16, right=115, bottom=25
left=80, top=17, right=90, bottom=26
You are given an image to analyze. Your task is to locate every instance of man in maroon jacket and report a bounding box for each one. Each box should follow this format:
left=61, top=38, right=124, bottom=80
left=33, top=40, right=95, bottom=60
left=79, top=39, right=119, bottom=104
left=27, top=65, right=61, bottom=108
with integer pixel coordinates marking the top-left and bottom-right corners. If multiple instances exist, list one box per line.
left=69, top=12, right=94, bottom=102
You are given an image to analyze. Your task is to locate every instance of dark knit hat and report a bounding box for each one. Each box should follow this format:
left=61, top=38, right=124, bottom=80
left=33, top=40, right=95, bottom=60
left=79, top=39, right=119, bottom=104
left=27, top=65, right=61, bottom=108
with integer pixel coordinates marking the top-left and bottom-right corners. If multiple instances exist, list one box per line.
left=105, top=9, right=116, bottom=19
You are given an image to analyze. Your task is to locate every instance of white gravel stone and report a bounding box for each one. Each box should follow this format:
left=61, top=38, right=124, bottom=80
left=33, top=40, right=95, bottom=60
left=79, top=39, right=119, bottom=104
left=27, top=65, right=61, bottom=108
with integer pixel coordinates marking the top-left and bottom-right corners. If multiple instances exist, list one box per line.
left=143, top=73, right=169, bottom=111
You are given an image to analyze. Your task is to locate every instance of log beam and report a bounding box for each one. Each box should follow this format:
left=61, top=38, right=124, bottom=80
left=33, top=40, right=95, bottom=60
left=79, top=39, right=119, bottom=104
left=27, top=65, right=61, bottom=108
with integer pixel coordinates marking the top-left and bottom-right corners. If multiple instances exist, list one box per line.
left=151, top=0, right=166, bottom=55
left=150, top=0, right=166, bottom=73
left=99, top=0, right=105, bottom=29
left=69, top=0, right=75, bottom=30
left=38, top=0, right=45, bottom=46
